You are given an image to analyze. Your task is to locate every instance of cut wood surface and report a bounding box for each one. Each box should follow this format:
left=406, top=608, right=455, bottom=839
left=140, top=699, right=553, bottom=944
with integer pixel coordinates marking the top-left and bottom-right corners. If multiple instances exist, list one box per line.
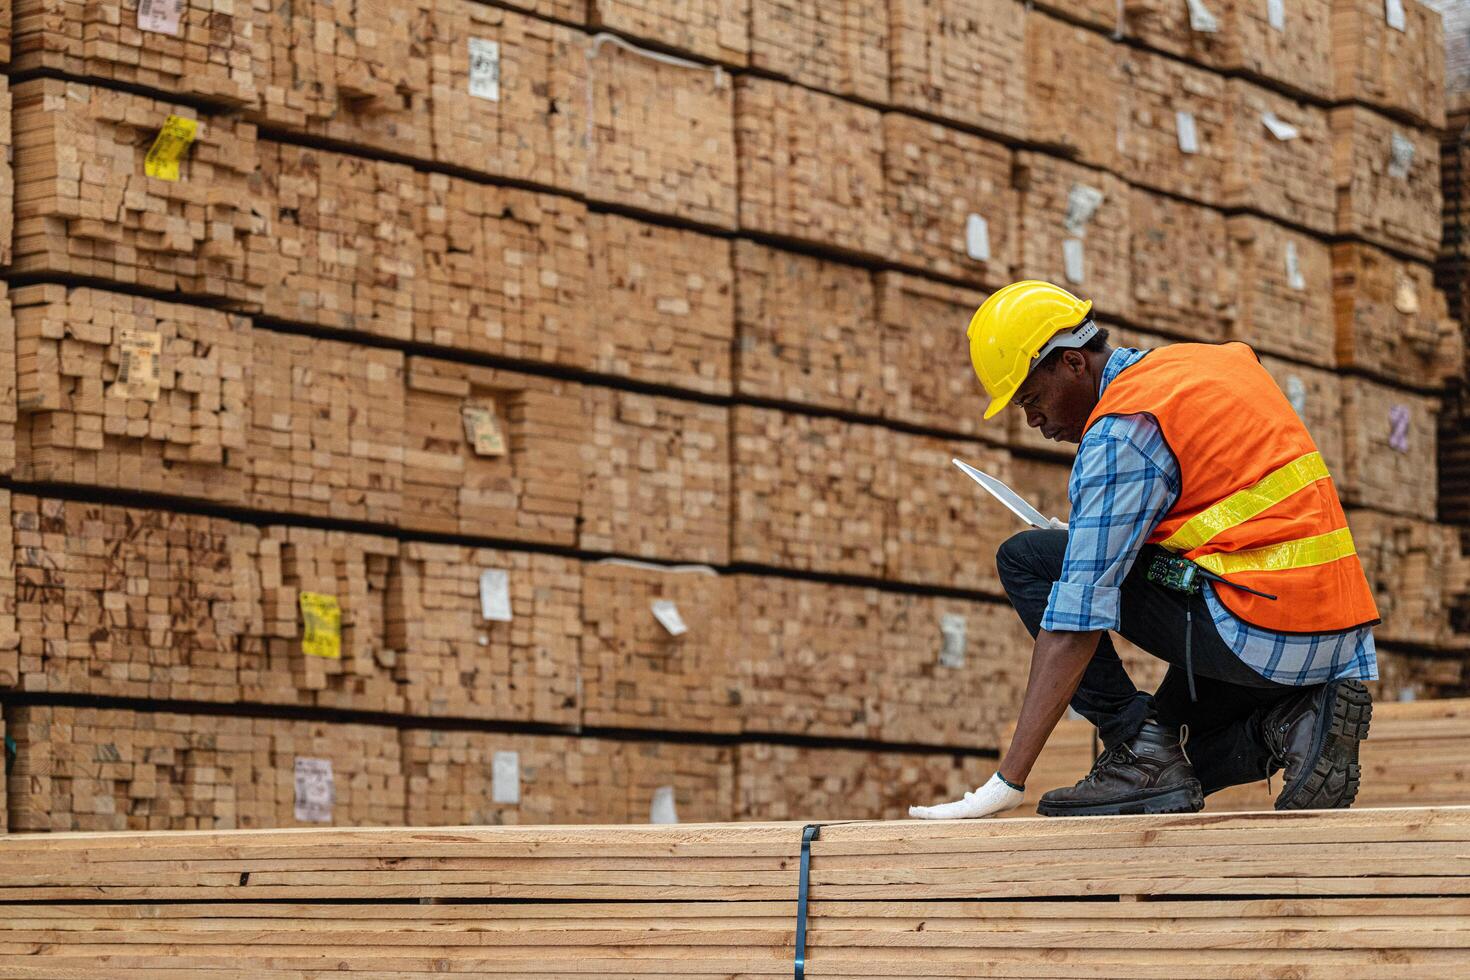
left=748, top=0, right=889, bottom=102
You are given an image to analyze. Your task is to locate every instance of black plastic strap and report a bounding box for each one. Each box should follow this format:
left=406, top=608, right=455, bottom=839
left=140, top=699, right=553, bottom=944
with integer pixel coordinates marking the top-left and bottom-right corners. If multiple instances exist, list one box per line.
left=1185, top=606, right=1198, bottom=703
left=795, top=823, right=821, bottom=979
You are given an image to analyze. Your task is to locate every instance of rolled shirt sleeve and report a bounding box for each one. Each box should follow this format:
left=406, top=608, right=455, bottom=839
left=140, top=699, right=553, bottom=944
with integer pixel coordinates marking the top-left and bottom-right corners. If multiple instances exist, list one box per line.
left=1040, top=415, right=1180, bottom=633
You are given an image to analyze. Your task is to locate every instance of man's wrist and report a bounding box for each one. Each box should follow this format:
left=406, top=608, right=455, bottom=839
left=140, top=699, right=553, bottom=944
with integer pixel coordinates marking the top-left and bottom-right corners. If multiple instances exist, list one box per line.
left=995, top=771, right=1025, bottom=792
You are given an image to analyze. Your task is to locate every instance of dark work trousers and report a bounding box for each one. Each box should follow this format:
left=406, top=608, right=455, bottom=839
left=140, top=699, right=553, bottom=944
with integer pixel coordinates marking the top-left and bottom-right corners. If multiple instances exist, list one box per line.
left=996, top=528, right=1302, bottom=796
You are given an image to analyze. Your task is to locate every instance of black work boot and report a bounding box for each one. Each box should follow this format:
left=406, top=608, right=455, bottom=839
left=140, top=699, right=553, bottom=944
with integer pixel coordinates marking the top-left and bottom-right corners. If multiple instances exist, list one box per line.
left=1260, top=678, right=1372, bottom=810
left=1037, top=719, right=1204, bottom=817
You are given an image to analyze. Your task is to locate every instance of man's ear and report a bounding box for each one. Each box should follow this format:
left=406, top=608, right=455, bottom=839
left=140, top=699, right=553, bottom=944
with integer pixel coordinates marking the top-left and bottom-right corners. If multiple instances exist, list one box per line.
left=1062, top=348, right=1088, bottom=377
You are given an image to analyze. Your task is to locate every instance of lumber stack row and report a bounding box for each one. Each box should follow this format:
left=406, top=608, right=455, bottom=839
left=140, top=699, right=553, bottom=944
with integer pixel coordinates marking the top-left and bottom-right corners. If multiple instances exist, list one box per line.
left=747, top=0, right=889, bottom=102
left=11, top=79, right=263, bottom=310
left=1351, top=510, right=1470, bottom=652
left=590, top=0, right=748, bottom=65
left=730, top=406, right=1014, bottom=590
left=4, top=704, right=406, bottom=832
left=0, top=487, right=1045, bottom=741
left=738, top=577, right=1031, bottom=746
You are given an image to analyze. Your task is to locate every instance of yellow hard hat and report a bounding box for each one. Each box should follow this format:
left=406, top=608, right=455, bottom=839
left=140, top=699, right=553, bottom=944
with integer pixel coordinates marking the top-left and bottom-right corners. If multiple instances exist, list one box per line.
left=967, top=280, right=1095, bottom=420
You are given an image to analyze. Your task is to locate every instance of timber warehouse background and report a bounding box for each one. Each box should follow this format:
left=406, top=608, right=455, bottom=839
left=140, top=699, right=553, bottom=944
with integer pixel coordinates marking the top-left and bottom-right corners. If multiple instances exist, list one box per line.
left=0, top=0, right=1468, bottom=974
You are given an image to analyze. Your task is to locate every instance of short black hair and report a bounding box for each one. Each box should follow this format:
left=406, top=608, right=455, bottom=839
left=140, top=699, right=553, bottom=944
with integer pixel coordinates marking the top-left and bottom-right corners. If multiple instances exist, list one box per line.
left=1035, top=321, right=1110, bottom=372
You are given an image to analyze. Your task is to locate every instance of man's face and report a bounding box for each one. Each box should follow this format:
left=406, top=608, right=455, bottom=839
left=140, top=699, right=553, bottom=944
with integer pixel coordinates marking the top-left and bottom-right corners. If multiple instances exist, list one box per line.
left=1010, top=350, right=1095, bottom=444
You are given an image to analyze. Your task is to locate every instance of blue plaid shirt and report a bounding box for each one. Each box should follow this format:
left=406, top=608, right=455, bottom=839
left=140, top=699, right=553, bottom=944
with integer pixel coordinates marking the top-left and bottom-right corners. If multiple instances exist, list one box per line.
left=1041, top=347, right=1378, bottom=686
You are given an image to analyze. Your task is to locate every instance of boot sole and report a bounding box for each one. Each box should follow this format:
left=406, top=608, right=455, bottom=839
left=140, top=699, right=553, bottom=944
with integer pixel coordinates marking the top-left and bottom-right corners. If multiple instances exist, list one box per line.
left=1275, top=678, right=1372, bottom=811
left=1037, top=780, right=1204, bottom=818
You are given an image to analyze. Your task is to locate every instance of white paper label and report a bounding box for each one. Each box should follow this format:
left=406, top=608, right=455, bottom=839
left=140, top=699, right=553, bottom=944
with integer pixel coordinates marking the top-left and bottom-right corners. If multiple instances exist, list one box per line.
left=1385, top=0, right=1406, bottom=32
left=492, top=751, right=521, bottom=804
left=1175, top=111, right=1200, bottom=155
left=1284, top=241, right=1306, bottom=290
left=1063, top=238, right=1086, bottom=284
left=293, top=758, right=335, bottom=824
left=1186, top=0, right=1220, bottom=32
left=1394, top=273, right=1420, bottom=315
left=1064, top=184, right=1104, bottom=236
left=469, top=38, right=502, bottom=101
left=651, top=599, right=688, bottom=636
left=479, top=569, right=513, bottom=622
left=938, top=613, right=967, bottom=668
left=964, top=213, right=991, bottom=261
left=1285, top=375, right=1308, bottom=417
left=1262, top=112, right=1300, bottom=141
left=1388, top=132, right=1416, bottom=179
left=1388, top=404, right=1411, bottom=453
left=1267, top=0, right=1285, bottom=31
left=650, top=785, right=679, bottom=824
left=138, top=0, right=184, bottom=35
left=1399, top=687, right=1417, bottom=702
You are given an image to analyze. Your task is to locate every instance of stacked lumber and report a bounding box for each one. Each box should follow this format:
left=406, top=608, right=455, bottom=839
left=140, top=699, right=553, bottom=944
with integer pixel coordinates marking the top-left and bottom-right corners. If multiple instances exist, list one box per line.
left=585, top=214, right=733, bottom=394
left=580, top=389, right=730, bottom=563
left=1024, top=11, right=1121, bottom=171
left=731, top=408, right=895, bottom=577
left=588, top=37, right=736, bottom=228
left=1376, top=647, right=1470, bottom=700
left=399, top=358, right=583, bottom=543
left=735, top=76, right=886, bottom=256
left=4, top=704, right=406, bottom=831
left=1333, top=243, right=1461, bottom=386
left=888, top=0, right=1026, bottom=138
left=11, top=79, right=263, bottom=310
left=0, top=78, right=9, bottom=266
left=1119, top=0, right=1334, bottom=102
left=1032, top=0, right=1116, bottom=30
left=0, top=490, right=17, bottom=690
left=1116, top=49, right=1229, bottom=204
left=11, top=494, right=258, bottom=703
left=1008, top=456, right=1073, bottom=525
left=747, top=0, right=889, bottom=101
left=1225, top=215, right=1336, bottom=365
left=1339, top=378, right=1439, bottom=517
left=1351, top=510, right=1470, bottom=651
left=427, top=2, right=587, bottom=190
left=737, top=743, right=993, bottom=820
left=1332, top=0, right=1446, bottom=129
left=416, top=175, right=589, bottom=363
left=241, top=525, right=404, bottom=713
left=1223, top=79, right=1335, bottom=234
left=7, top=811, right=1470, bottom=976
left=590, top=0, right=748, bottom=64
left=876, top=272, right=987, bottom=435
left=737, top=577, right=1029, bottom=746
left=1128, top=188, right=1235, bottom=340
left=732, top=242, right=883, bottom=416
left=1332, top=106, right=1443, bottom=260
left=1014, top=152, right=1131, bottom=320
left=580, top=562, right=739, bottom=733
left=891, top=433, right=1012, bottom=591
left=0, top=284, right=19, bottom=489
left=251, top=144, right=418, bottom=342
left=13, top=285, right=250, bottom=503
left=246, top=331, right=406, bottom=523
left=247, top=0, right=431, bottom=158
left=403, top=729, right=734, bottom=825
left=392, top=543, right=582, bottom=724
left=882, top=115, right=1016, bottom=285
left=13, top=0, right=257, bottom=107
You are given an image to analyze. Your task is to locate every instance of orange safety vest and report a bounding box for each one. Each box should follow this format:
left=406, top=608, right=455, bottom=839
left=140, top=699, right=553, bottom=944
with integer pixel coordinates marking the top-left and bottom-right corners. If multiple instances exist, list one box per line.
left=1085, top=342, right=1379, bottom=635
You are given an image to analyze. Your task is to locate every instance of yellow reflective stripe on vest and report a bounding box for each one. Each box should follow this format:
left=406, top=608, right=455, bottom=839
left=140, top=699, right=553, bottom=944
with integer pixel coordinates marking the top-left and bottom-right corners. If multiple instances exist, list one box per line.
left=1192, top=526, right=1357, bottom=577
left=1160, top=451, right=1331, bottom=554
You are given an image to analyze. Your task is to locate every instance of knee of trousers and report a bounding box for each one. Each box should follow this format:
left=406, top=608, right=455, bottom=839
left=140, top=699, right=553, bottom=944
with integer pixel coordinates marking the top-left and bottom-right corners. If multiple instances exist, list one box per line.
left=995, top=528, right=1064, bottom=590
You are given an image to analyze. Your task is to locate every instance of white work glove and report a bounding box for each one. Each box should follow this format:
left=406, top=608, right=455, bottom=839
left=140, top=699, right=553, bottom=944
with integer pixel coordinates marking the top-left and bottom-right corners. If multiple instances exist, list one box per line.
left=1048, top=516, right=1068, bottom=530
left=908, top=772, right=1024, bottom=820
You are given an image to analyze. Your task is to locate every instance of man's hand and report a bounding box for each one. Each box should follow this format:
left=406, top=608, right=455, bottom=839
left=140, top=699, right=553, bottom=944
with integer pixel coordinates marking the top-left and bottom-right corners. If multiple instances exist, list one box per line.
left=909, top=773, right=1023, bottom=820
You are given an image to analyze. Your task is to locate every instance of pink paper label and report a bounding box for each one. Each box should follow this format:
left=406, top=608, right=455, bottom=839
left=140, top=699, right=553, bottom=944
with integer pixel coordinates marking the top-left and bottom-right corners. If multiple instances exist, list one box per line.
left=138, top=0, right=184, bottom=36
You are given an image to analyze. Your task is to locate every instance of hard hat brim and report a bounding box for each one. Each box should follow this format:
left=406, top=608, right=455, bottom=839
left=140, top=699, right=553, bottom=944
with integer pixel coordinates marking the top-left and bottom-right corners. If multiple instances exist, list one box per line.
left=983, top=389, right=1014, bottom=420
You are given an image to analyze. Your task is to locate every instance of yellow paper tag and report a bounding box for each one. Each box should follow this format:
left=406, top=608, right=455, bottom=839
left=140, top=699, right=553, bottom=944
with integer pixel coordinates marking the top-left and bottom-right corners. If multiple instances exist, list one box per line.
left=299, top=592, right=342, bottom=660
left=111, top=329, right=162, bottom=402
left=462, top=405, right=508, bottom=457
left=145, top=115, right=199, bottom=182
